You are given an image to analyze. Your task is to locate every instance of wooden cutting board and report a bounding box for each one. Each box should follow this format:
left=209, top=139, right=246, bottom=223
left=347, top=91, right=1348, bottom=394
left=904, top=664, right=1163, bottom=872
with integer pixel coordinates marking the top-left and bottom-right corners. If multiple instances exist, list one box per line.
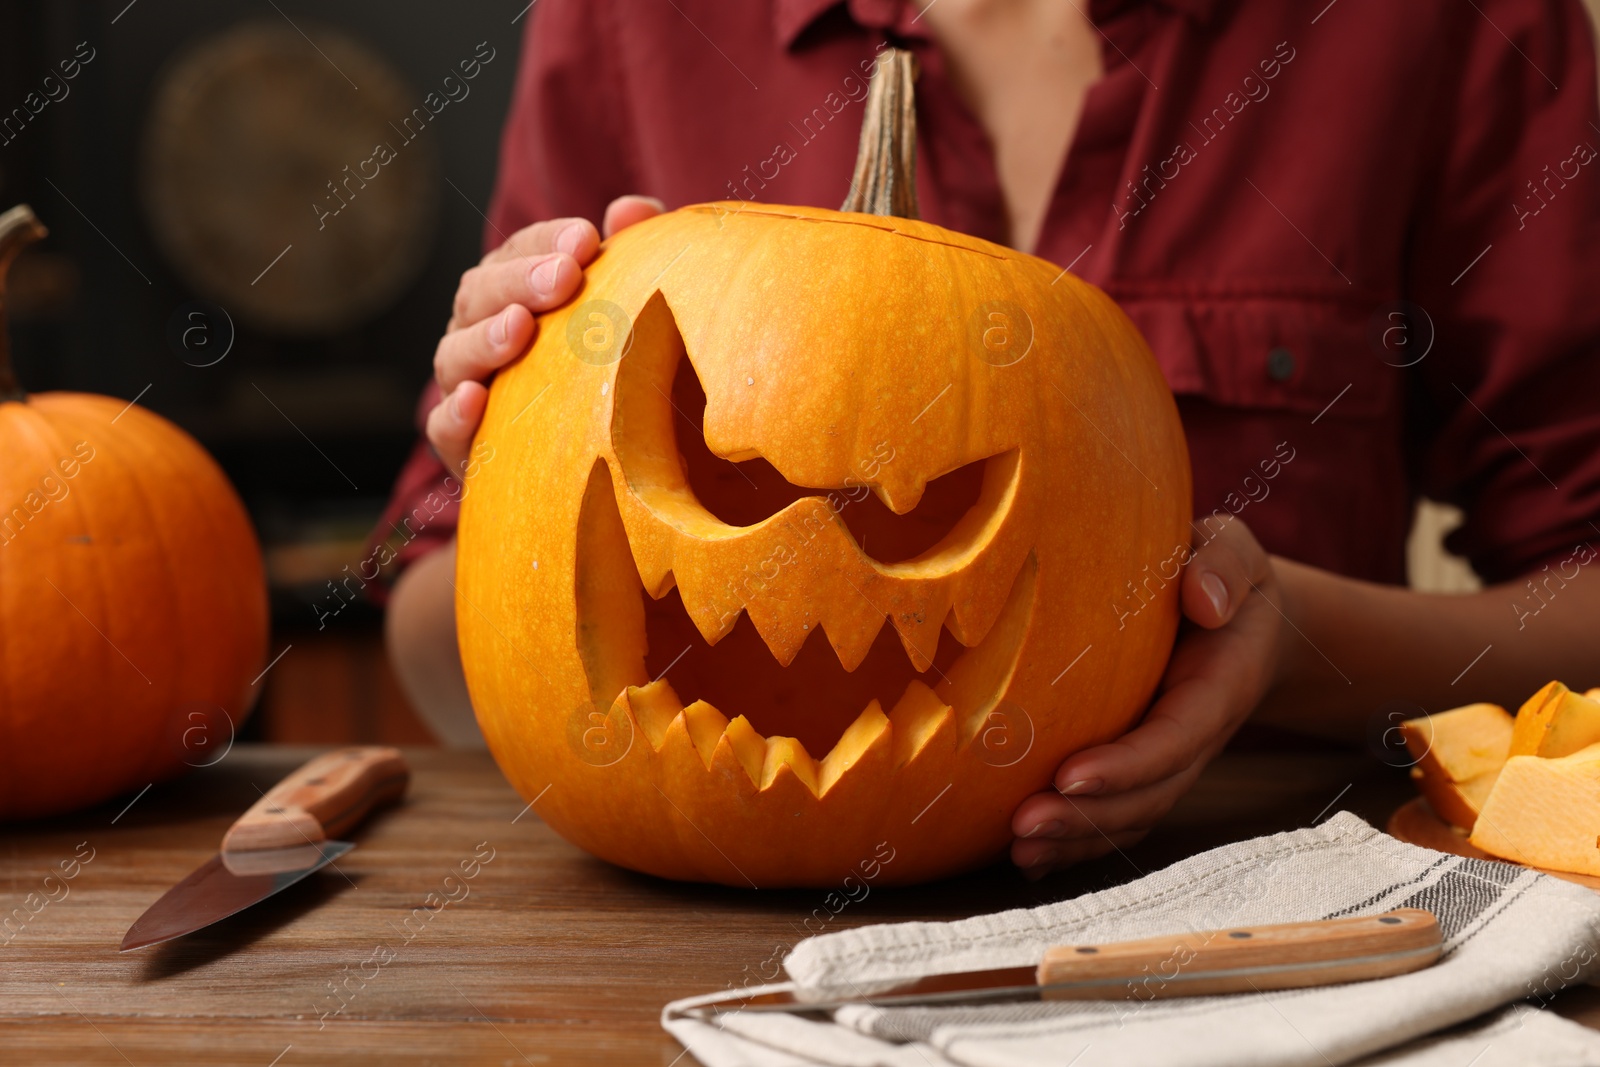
left=1387, top=796, right=1600, bottom=892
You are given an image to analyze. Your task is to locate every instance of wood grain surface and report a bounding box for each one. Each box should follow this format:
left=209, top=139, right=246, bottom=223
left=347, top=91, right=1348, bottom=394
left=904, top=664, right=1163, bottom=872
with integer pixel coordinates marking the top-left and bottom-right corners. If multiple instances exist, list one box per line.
left=2, top=744, right=1593, bottom=1065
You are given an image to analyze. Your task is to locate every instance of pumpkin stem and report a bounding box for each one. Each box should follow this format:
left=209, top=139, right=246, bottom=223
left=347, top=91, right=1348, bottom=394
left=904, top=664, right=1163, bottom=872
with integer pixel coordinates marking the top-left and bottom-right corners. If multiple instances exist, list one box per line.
left=0, top=204, right=48, bottom=404
left=841, top=48, right=920, bottom=219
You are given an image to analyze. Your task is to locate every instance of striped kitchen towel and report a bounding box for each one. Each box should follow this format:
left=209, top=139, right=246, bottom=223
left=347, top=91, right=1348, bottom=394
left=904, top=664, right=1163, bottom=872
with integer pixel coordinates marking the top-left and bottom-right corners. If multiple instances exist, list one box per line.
left=664, top=812, right=1600, bottom=1067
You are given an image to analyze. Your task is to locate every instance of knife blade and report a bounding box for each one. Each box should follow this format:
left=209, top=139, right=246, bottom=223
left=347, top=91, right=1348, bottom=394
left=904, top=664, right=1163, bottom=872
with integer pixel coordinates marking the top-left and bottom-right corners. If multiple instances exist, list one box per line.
left=679, top=908, right=1441, bottom=1017
left=120, top=746, right=410, bottom=952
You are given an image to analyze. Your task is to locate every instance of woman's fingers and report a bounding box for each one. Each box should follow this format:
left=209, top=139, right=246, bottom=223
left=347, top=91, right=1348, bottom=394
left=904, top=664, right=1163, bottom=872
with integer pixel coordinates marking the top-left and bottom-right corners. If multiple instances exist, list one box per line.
left=1048, top=666, right=1237, bottom=797
left=449, top=253, right=581, bottom=333
left=1045, top=590, right=1283, bottom=801
left=429, top=304, right=534, bottom=471
left=1011, top=757, right=1203, bottom=877
left=1011, top=517, right=1289, bottom=877
left=457, top=198, right=659, bottom=330
left=479, top=198, right=659, bottom=271
left=1050, top=520, right=1278, bottom=796
left=603, top=194, right=665, bottom=237
left=425, top=199, right=662, bottom=478
left=1014, top=757, right=1206, bottom=843
left=425, top=380, right=489, bottom=476
left=480, top=216, right=600, bottom=268
left=434, top=304, right=535, bottom=398
left=1183, top=516, right=1273, bottom=629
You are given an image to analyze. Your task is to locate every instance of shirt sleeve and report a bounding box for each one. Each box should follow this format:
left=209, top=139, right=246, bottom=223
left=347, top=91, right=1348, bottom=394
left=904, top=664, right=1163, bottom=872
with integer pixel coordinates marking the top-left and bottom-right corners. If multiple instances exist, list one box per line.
left=1407, top=0, right=1600, bottom=583
left=367, top=0, right=639, bottom=596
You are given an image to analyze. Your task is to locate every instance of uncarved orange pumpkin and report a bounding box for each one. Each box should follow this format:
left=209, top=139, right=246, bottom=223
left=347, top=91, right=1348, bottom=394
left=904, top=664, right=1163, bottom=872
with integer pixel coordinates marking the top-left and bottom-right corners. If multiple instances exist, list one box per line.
left=457, top=56, right=1190, bottom=885
left=0, top=206, right=268, bottom=819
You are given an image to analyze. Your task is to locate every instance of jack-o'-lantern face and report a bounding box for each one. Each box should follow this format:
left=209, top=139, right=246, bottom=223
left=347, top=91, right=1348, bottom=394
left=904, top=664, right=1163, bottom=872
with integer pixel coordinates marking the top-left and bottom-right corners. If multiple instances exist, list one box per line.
left=458, top=203, right=1190, bottom=887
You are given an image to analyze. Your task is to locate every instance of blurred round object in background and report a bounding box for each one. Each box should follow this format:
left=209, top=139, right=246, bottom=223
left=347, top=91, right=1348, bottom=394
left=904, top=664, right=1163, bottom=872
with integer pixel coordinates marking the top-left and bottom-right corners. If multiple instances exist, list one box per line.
left=141, top=21, right=439, bottom=336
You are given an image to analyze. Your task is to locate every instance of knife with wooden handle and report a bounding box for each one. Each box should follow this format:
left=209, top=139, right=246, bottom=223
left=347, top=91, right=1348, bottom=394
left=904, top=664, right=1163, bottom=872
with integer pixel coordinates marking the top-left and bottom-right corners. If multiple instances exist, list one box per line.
left=222, top=746, right=410, bottom=851
left=681, top=909, right=1442, bottom=1016
left=120, top=747, right=409, bottom=952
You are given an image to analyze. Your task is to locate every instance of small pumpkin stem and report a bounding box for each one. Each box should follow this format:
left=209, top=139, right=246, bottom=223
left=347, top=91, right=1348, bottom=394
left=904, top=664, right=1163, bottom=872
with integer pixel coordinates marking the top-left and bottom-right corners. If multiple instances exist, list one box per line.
left=0, top=204, right=48, bottom=404
left=841, top=48, right=920, bottom=219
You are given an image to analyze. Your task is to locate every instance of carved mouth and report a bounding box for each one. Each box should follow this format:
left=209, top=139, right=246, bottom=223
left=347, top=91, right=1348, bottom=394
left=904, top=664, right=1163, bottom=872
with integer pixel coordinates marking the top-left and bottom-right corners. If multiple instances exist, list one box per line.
left=574, top=459, right=1037, bottom=796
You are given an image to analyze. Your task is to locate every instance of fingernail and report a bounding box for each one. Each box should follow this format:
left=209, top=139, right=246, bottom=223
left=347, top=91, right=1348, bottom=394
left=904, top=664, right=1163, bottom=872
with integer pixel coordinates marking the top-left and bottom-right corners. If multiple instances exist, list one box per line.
left=1023, top=820, right=1064, bottom=839
left=530, top=256, right=562, bottom=296
left=488, top=308, right=510, bottom=346
left=1028, top=847, right=1060, bottom=869
left=1201, top=571, right=1228, bottom=618
left=1059, top=777, right=1102, bottom=796
left=447, top=390, right=463, bottom=421
left=555, top=222, right=585, bottom=257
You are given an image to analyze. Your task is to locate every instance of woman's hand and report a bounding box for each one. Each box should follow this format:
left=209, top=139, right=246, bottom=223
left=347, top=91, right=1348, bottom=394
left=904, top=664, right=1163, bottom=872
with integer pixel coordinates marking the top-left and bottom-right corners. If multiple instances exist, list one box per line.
left=1010, top=517, right=1290, bottom=877
left=426, top=195, right=664, bottom=473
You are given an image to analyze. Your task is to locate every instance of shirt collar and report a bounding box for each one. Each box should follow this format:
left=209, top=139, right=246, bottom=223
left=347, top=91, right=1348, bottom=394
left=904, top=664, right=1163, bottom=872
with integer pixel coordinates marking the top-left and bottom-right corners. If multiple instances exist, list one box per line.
left=772, top=0, right=1220, bottom=50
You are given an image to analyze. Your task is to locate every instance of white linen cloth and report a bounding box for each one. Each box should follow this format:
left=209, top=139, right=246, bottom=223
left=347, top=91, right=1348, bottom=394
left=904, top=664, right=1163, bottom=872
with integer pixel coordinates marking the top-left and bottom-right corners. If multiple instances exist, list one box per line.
left=664, top=812, right=1600, bottom=1066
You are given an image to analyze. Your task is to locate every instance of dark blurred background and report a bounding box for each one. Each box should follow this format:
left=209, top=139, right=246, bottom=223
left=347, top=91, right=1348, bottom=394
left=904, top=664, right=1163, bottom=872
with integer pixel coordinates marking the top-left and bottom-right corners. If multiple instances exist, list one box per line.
left=2, top=1, right=532, bottom=743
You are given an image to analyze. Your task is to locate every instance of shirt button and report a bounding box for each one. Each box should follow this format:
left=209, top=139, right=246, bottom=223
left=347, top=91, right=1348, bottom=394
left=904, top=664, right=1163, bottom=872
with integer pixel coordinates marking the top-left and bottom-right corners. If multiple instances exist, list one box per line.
left=1267, top=346, right=1297, bottom=382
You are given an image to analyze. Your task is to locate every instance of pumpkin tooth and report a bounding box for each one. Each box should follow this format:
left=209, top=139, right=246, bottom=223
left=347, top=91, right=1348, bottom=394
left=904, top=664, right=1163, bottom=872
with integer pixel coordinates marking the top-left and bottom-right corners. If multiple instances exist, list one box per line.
left=642, top=567, right=678, bottom=601
left=623, top=679, right=685, bottom=751
left=887, top=591, right=953, bottom=673
left=889, top=680, right=957, bottom=767
left=822, top=613, right=887, bottom=673
left=946, top=556, right=1018, bottom=647
left=813, top=585, right=887, bottom=670
left=941, top=554, right=1038, bottom=742
left=870, top=475, right=925, bottom=516
left=681, top=699, right=730, bottom=768
left=611, top=487, right=679, bottom=599
left=632, top=546, right=677, bottom=601
left=742, top=597, right=808, bottom=667
left=817, top=701, right=890, bottom=795
left=673, top=573, right=742, bottom=644
left=652, top=705, right=708, bottom=783
left=760, top=735, right=820, bottom=794
left=713, top=714, right=767, bottom=786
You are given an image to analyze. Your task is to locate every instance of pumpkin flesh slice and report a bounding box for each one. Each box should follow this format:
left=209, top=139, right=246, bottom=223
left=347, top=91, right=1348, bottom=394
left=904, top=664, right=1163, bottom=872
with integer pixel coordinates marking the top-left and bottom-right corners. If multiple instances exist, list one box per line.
left=1400, top=703, right=1512, bottom=782
left=1399, top=702, right=1512, bottom=831
left=1508, top=682, right=1600, bottom=758
left=1469, top=743, right=1600, bottom=875
left=1409, top=766, right=1500, bottom=832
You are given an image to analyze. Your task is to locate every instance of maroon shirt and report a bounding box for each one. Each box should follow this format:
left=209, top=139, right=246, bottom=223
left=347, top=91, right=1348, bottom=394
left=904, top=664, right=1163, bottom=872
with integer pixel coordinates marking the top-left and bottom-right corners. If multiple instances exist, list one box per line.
left=376, top=0, right=1600, bottom=588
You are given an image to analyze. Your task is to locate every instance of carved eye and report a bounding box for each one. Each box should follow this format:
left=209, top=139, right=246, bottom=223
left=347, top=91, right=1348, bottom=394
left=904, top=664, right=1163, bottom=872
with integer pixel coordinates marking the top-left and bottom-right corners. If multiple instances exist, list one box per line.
left=668, top=354, right=1004, bottom=564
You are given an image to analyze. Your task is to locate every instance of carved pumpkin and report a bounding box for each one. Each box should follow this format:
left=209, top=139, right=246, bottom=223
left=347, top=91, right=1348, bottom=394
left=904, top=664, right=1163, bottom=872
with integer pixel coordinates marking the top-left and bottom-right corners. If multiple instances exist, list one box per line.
left=457, top=55, right=1190, bottom=885
left=0, top=205, right=268, bottom=820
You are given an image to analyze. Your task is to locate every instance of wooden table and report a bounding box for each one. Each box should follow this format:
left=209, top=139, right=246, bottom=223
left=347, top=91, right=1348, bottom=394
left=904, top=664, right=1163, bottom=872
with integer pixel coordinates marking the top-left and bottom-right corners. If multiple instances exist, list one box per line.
left=4, top=744, right=1596, bottom=1065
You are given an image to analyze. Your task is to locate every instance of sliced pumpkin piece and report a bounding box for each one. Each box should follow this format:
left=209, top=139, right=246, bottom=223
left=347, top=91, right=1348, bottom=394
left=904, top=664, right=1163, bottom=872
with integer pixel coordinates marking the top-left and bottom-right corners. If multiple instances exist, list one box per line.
left=1469, top=743, right=1600, bottom=876
left=1400, top=703, right=1512, bottom=782
left=1508, top=682, right=1600, bottom=758
left=1409, top=766, right=1499, bottom=831
left=1400, top=703, right=1512, bottom=831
